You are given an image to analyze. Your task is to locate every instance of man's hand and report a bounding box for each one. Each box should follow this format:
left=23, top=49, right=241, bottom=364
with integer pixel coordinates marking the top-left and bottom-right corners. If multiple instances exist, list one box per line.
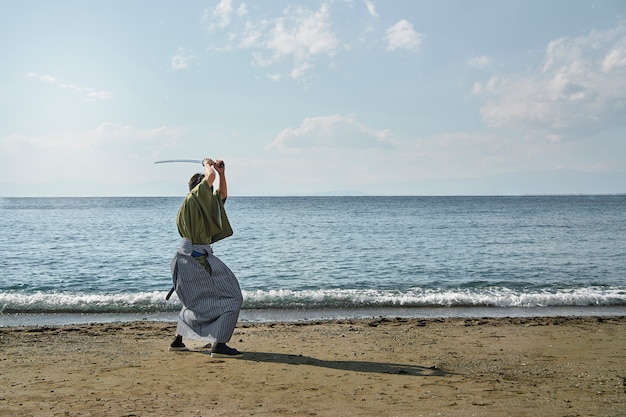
left=214, top=160, right=225, bottom=175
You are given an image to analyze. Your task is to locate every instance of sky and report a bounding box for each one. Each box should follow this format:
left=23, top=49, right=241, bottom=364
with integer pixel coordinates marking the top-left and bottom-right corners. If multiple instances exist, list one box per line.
left=1, top=0, right=625, bottom=197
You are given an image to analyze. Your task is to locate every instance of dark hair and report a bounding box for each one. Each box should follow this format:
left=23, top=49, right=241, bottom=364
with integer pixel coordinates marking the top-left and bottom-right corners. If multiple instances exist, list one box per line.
left=188, top=173, right=204, bottom=191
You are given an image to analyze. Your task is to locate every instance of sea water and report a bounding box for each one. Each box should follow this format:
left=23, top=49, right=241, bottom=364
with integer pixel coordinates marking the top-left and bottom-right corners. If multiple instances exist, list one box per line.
left=1, top=195, right=625, bottom=326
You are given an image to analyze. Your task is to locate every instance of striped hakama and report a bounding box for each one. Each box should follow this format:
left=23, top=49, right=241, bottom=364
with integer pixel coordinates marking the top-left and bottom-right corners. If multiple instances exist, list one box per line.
left=171, top=239, right=242, bottom=343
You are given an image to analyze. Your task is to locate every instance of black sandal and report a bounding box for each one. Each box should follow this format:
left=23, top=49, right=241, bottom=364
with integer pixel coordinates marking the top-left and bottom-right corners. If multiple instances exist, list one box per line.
left=168, top=335, right=189, bottom=352
left=210, top=343, right=243, bottom=358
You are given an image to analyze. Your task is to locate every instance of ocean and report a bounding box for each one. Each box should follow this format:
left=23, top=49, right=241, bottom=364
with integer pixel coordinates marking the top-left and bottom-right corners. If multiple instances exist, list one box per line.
left=1, top=195, right=625, bottom=326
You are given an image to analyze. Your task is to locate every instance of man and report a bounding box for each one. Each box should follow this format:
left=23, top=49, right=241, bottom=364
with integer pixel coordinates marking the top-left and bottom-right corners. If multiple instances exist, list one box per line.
left=168, top=157, right=243, bottom=358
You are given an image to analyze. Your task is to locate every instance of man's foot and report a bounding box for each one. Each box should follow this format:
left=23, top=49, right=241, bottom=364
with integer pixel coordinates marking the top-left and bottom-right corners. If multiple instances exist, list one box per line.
left=168, top=335, right=189, bottom=352
left=211, top=343, right=243, bottom=358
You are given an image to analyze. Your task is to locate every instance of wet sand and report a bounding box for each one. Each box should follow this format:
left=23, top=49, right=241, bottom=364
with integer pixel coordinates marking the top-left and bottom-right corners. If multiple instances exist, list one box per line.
left=1, top=316, right=624, bottom=416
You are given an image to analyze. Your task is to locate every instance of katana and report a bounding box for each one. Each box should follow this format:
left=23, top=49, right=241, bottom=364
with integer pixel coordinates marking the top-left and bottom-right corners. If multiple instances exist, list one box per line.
left=154, top=159, right=203, bottom=164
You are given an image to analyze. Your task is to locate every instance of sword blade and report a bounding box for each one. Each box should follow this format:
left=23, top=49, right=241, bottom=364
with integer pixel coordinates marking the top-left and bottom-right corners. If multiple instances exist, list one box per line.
left=154, top=159, right=203, bottom=164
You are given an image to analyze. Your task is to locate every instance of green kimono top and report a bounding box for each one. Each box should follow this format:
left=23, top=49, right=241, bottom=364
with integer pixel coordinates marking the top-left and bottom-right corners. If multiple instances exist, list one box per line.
left=176, top=180, right=233, bottom=244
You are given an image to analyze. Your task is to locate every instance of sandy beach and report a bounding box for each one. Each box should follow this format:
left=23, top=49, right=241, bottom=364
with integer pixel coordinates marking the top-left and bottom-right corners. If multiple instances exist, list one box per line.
left=1, top=316, right=624, bottom=417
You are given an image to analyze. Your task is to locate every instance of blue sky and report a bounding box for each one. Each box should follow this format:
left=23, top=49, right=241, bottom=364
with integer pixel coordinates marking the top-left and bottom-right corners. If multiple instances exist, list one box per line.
left=1, top=0, right=625, bottom=196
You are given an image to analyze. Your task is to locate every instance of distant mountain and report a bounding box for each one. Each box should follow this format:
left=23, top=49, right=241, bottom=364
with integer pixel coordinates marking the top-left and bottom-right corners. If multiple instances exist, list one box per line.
left=2, top=169, right=624, bottom=197
left=400, top=169, right=626, bottom=196
left=310, top=169, right=626, bottom=197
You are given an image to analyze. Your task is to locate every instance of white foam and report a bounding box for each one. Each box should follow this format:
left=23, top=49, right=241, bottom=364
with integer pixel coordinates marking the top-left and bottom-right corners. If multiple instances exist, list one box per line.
left=1, top=286, right=624, bottom=314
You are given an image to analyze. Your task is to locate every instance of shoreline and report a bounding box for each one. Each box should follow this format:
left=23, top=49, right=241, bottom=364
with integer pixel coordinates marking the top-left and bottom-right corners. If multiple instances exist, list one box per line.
left=1, top=316, right=624, bottom=416
left=2, top=305, right=625, bottom=328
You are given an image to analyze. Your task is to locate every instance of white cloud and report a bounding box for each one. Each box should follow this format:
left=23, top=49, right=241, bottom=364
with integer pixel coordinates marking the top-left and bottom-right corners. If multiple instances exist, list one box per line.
left=59, top=84, right=113, bottom=101
left=26, top=72, right=56, bottom=83
left=236, top=3, right=248, bottom=17
left=268, top=114, right=392, bottom=151
left=214, top=0, right=234, bottom=28
left=385, top=19, right=423, bottom=52
left=602, top=47, right=626, bottom=72
left=204, top=0, right=247, bottom=29
left=474, top=22, right=626, bottom=139
left=256, top=4, right=339, bottom=79
left=289, top=61, right=313, bottom=80
left=0, top=124, right=187, bottom=193
left=0, top=123, right=184, bottom=153
left=26, top=72, right=112, bottom=102
left=364, top=0, right=378, bottom=17
left=204, top=1, right=387, bottom=80
left=468, top=55, right=492, bottom=69
left=171, top=48, right=195, bottom=70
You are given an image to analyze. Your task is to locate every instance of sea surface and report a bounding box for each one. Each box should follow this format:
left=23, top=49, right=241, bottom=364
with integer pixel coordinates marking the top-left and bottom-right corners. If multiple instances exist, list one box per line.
left=1, top=195, right=625, bottom=326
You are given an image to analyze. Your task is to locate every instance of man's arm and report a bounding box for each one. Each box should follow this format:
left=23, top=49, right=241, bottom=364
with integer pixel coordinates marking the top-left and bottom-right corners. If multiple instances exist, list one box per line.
left=202, top=158, right=217, bottom=186
left=214, top=160, right=227, bottom=201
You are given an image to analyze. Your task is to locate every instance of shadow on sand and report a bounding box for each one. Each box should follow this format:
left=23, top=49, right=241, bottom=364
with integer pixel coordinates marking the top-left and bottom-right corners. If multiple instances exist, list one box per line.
left=237, top=351, right=449, bottom=377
